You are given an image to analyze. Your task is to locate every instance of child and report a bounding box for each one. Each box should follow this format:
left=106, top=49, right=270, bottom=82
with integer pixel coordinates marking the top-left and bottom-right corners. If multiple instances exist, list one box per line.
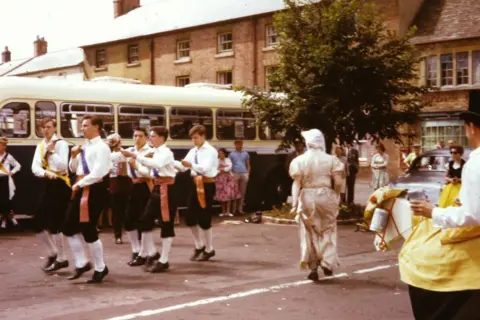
left=0, top=137, right=21, bottom=229
left=215, top=148, right=240, bottom=217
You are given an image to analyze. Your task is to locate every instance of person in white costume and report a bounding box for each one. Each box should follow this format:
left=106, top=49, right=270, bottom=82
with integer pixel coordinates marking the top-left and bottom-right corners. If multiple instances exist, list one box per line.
left=289, top=129, right=344, bottom=281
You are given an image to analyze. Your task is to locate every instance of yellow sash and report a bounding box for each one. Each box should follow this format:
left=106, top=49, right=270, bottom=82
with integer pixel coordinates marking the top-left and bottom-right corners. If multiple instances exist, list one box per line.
left=0, top=154, right=9, bottom=175
left=39, top=141, right=71, bottom=188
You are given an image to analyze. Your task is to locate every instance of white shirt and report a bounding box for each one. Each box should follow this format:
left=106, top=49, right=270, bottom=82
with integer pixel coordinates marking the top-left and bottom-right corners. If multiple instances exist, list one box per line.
left=176, top=141, right=218, bottom=178
left=69, top=136, right=111, bottom=188
left=31, top=134, right=69, bottom=177
left=136, top=144, right=177, bottom=178
left=432, top=147, right=480, bottom=228
left=218, top=158, right=232, bottom=174
left=0, top=152, right=21, bottom=176
left=126, top=143, right=152, bottom=179
left=110, top=150, right=128, bottom=178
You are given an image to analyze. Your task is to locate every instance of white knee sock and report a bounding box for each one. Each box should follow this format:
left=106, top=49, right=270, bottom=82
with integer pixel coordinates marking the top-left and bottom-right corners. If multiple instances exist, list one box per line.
left=203, top=228, right=214, bottom=252
left=67, top=234, right=88, bottom=268
left=10, top=218, right=18, bottom=225
left=159, top=237, right=173, bottom=264
left=126, top=230, right=141, bottom=253
left=142, top=231, right=157, bottom=257
left=52, top=233, right=67, bottom=262
left=190, top=226, right=204, bottom=249
left=138, top=233, right=147, bottom=258
left=88, top=240, right=106, bottom=272
left=37, top=231, right=57, bottom=257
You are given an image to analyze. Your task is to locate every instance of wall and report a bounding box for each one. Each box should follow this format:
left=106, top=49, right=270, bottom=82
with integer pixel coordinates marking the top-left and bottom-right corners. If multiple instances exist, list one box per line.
left=84, top=38, right=151, bottom=84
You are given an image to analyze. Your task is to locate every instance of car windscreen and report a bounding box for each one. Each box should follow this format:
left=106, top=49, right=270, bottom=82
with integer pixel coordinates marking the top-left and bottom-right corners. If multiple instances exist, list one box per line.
left=410, top=155, right=450, bottom=172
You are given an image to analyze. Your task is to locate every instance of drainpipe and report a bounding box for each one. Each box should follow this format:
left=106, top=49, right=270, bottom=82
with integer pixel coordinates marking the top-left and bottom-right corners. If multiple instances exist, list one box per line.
left=150, top=37, right=155, bottom=85
left=252, top=16, right=258, bottom=87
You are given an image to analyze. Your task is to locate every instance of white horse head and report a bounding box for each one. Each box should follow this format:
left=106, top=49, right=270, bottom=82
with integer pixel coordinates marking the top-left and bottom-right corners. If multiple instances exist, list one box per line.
left=373, top=198, right=413, bottom=251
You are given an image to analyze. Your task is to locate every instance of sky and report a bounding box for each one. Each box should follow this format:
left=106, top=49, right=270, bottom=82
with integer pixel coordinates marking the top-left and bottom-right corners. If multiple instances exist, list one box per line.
left=0, top=0, right=159, bottom=61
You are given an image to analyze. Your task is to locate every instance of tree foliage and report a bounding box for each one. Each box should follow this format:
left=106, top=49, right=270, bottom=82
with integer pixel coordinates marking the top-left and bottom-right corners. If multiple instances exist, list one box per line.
left=238, top=0, right=426, bottom=150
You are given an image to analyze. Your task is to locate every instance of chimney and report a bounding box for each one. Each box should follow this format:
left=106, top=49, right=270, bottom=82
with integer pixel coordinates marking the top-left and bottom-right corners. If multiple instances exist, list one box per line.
left=2, top=46, right=11, bottom=63
left=34, top=36, right=48, bottom=56
left=113, top=0, right=140, bottom=18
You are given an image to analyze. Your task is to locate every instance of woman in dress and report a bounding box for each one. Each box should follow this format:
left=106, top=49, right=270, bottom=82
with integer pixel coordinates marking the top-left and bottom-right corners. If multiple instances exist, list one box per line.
left=333, top=146, right=348, bottom=205
left=289, top=129, right=344, bottom=281
left=371, top=143, right=389, bottom=190
left=214, top=148, right=240, bottom=217
left=438, top=145, right=466, bottom=208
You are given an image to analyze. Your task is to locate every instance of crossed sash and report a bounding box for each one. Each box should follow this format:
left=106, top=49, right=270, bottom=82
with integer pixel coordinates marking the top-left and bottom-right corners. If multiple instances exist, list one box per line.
left=39, top=140, right=71, bottom=188
left=153, top=169, right=175, bottom=222
left=77, top=148, right=91, bottom=223
left=191, top=150, right=215, bottom=209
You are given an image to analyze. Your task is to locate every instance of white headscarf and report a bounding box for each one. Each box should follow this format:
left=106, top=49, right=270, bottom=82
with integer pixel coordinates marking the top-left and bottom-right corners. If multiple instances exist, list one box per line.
left=301, top=129, right=326, bottom=151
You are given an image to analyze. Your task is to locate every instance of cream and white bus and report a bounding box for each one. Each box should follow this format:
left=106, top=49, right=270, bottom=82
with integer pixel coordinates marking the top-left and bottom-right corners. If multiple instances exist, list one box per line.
left=0, top=77, right=289, bottom=215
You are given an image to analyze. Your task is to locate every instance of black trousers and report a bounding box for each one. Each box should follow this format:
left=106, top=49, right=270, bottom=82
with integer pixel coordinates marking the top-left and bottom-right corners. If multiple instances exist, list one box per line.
left=110, top=176, right=132, bottom=239
left=346, top=173, right=356, bottom=204
left=140, top=184, right=177, bottom=237
left=63, top=181, right=108, bottom=243
left=185, top=181, right=215, bottom=230
left=125, top=183, right=151, bottom=231
left=33, top=179, right=71, bottom=234
left=0, top=176, right=10, bottom=215
left=409, top=285, right=480, bottom=320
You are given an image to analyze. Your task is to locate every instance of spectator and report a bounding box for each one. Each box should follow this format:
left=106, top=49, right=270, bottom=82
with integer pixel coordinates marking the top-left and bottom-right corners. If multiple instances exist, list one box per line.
left=404, top=144, right=421, bottom=170
left=333, top=146, right=348, bottom=205
left=229, top=139, right=251, bottom=215
left=345, top=142, right=359, bottom=205
left=0, top=137, right=21, bottom=229
left=371, top=143, right=389, bottom=190
left=435, top=140, right=446, bottom=149
left=438, top=145, right=466, bottom=208
left=214, top=148, right=240, bottom=217
left=448, top=140, right=456, bottom=148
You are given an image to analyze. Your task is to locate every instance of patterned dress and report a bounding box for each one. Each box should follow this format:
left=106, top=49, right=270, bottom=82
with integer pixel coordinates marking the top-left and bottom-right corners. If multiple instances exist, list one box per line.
left=214, top=158, right=241, bottom=202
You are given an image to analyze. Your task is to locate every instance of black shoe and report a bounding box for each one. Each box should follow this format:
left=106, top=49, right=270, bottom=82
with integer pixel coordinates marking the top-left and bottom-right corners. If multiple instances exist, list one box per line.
left=322, top=267, right=333, bottom=277
left=67, top=262, right=92, bottom=280
left=144, top=253, right=160, bottom=271
left=42, top=255, right=57, bottom=271
left=308, top=270, right=319, bottom=281
left=148, top=261, right=170, bottom=273
left=129, top=256, right=147, bottom=267
left=127, top=253, right=139, bottom=266
left=190, top=246, right=205, bottom=261
left=86, top=266, right=109, bottom=284
left=45, top=260, right=69, bottom=272
left=198, top=250, right=215, bottom=261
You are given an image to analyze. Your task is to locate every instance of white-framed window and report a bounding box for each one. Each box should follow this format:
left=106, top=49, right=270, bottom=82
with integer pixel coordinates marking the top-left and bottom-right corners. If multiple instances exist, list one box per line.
left=176, top=76, right=190, bottom=87
left=473, top=51, right=480, bottom=84
left=127, top=44, right=139, bottom=64
left=456, top=52, right=469, bottom=85
left=440, top=54, right=454, bottom=86
left=266, top=25, right=279, bottom=47
left=421, top=119, right=468, bottom=151
left=177, top=40, right=190, bottom=59
left=426, top=56, right=438, bottom=87
left=217, top=71, right=233, bottom=85
left=218, top=32, right=233, bottom=52
left=95, top=49, right=107, bottom=68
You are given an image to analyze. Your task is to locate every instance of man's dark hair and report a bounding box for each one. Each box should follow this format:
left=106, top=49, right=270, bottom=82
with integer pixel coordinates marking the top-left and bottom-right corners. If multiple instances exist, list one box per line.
left=133, top=126, right=148, bottom=136
left=151, top=126, right=169, bottom=140
left=464, top=116, right=480, bottom=129
left=82, top=115, right=104, bottom=131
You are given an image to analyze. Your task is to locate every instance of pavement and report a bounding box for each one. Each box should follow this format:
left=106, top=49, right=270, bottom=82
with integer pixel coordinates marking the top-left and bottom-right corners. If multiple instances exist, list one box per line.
left=0, top=219, right=412, bottom=320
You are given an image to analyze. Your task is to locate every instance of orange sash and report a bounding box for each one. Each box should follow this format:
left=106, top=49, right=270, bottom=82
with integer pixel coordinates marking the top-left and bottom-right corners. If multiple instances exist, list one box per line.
left=72, top=175, right=90, bottom=223
left=153, top=177, right=175, bottom=222
left=133, top=177, right=154, bottom=192
left=193, top=176, right=215, bottom=209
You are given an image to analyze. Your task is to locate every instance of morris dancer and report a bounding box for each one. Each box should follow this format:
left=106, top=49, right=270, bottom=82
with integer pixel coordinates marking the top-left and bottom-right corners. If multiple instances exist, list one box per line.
left=122, top=127, right=153, bottom=266
left=31, top=118, right=71, bottom=272
left=401, top=93, right=480, bottom=319
left=289, top=129, right=344, bottom=281
left=176, top=125, right=218, bottom=261
left=107, top=133, right=132, bottom=245
left=123, top=126, right=177, bottom=272
left=63, top=116, right=110, bottom=283
left=0, top=137, right=21, bottom=229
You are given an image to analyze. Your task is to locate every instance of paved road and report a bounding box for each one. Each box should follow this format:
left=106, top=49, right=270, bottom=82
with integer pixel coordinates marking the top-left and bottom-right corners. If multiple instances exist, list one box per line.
left=0, top=221, right=411, bottom=320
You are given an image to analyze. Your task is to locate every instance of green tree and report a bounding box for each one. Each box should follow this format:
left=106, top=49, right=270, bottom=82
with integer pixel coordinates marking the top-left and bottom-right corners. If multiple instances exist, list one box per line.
left=239, top=0, right=425, bottom=150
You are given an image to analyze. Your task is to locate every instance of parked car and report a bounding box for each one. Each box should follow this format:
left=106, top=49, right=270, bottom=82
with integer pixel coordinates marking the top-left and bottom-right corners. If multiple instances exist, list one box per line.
left=389, top=148, right=471, bottom=205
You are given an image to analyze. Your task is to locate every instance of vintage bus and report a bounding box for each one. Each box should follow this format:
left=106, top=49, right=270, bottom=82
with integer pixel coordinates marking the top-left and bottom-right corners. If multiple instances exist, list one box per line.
left=0, top=77, right=289, bottom=216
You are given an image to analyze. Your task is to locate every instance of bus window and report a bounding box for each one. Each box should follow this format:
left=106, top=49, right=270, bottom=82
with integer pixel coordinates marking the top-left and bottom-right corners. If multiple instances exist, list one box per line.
left=170, top=108, right=213, bottom=139
left=118, top=105, right=165, bottom=138
left=0, top=102, right=30, bottom=138
left=259, top=125, right=284, bottom=140
left=35, top=101, right=56, bottom=137
left=216, top=110, right=256, bottom=140
left=60, top=103, right=114, bottom=138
